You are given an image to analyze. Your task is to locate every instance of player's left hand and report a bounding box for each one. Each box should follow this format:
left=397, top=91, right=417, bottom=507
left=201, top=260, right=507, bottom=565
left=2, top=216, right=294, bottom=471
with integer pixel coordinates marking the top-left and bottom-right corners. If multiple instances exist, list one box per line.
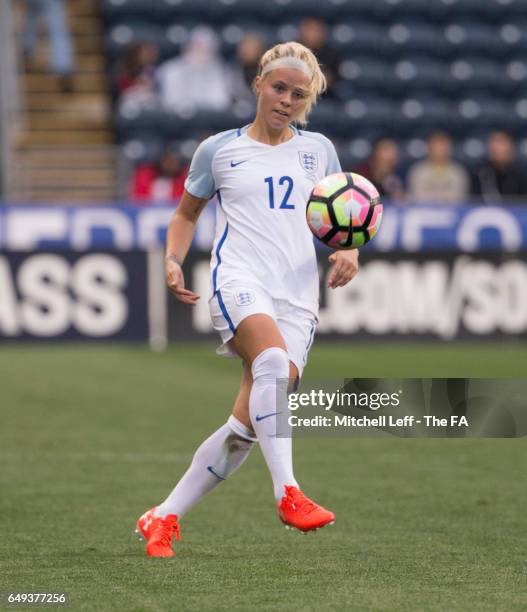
left=327, top=249, right=359, bottom=289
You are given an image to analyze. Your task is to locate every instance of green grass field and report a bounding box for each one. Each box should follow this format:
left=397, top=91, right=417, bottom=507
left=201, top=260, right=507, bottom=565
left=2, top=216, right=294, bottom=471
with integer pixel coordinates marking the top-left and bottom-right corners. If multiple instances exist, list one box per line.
left=1, top=343, right=526, bottom=611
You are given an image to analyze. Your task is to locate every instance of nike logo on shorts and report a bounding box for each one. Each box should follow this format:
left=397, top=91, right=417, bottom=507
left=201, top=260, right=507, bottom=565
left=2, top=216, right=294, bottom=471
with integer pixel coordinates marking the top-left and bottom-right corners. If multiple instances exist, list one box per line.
left=255, top=412, right=280, bottom=422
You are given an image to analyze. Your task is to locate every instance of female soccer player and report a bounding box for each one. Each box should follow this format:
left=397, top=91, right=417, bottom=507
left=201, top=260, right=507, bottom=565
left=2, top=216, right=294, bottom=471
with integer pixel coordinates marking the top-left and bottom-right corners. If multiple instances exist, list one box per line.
left=137, top=41, right=359, bottom=557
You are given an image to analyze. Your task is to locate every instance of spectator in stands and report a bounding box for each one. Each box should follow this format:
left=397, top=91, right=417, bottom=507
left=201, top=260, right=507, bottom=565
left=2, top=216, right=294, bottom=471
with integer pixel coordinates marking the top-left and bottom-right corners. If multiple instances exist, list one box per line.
left=229, top=33, right=265, bottom=105
left=117, top=41, right=159, bottom=96
left=298, top=17, right=339, bottom=99
left=22, top=0, right=75, bottom=92
left=157, top=26, right=231, bottom=114
left=471, top=131, right=527, bottom=203
left=355, top=139, right=405, bottom=203
left=130, top=147, right=189, bottom=203
left=407, top=131, right=469, bottom=204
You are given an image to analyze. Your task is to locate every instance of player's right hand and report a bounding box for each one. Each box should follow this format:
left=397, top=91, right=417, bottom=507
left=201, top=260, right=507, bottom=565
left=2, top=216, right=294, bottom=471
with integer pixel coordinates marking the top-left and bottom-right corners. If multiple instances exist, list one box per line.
left=165, top=258, right=200, bottom=305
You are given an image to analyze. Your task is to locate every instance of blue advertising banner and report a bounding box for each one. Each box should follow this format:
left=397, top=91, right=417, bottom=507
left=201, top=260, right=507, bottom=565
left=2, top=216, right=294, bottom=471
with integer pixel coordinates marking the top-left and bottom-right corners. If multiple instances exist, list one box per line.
left=1, top=203, right=527, bottom=252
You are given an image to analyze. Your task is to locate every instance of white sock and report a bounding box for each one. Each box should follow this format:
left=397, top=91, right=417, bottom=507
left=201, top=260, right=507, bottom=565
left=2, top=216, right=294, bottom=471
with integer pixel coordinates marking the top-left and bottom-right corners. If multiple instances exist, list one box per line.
left=249, top=347, right=299, bottom=501
left=155, top=415, right=256, bottom=518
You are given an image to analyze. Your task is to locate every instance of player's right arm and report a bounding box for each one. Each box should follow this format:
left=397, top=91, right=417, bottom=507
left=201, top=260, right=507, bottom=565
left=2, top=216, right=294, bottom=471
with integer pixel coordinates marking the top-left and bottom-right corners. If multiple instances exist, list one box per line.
left=165, top=189, right=208, bottom=305
left=167, top=130, right=236, bottom=304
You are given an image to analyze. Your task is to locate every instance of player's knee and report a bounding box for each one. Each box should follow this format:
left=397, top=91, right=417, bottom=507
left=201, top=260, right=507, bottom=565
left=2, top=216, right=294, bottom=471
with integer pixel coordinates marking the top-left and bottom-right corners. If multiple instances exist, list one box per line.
left=226, top=432, right=255, bottom=454
left=228, top=414, right=257, bottom=443
left=289, top=362, right=300, bottom=392
left=290, top=375, right=300, bottom=393
left=251, top=347, right=289, bottom=381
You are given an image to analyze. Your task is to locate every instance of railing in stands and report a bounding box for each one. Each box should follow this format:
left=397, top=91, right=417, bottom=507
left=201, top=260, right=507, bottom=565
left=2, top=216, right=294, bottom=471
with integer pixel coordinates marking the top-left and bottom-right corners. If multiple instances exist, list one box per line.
left=0, top=0, right=23, bottom=199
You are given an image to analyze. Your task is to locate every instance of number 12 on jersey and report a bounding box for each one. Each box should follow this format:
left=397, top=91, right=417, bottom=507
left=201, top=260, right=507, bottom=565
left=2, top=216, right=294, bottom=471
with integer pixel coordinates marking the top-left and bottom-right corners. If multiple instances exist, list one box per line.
left=264, top=176, right=295, bottom=210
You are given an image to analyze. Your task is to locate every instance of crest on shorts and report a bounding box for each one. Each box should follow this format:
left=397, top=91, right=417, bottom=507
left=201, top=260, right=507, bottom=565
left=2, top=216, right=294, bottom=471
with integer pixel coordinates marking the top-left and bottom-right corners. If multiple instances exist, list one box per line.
left=235, top=290, right=255, bottom=306
left=298, top=151, right=318, bottom=174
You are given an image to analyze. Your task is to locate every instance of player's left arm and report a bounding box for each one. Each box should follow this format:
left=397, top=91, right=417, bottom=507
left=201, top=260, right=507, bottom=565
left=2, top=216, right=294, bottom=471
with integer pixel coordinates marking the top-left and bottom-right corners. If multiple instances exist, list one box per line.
left=327, top=249, right=359, bottom=289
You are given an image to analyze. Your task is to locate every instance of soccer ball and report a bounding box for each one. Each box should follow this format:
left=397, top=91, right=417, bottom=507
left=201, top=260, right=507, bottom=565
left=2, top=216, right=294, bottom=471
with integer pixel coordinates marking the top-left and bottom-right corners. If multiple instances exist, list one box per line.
left=306, top=172, right=383, bottom=249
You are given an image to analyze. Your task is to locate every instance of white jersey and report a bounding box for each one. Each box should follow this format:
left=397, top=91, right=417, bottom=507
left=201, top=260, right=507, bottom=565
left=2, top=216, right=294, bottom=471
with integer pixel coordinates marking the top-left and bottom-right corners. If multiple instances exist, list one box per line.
left=184, top=125, right=341, bottom=316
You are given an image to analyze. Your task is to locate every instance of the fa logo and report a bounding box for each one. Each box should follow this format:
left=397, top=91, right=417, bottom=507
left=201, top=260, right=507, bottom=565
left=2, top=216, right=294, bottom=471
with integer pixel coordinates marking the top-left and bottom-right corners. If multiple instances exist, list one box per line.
left=299, top=151, right=318, bottom=174
left=451, top=416, right=469, bottom=427
left=235, top=290, right=255, bottom=306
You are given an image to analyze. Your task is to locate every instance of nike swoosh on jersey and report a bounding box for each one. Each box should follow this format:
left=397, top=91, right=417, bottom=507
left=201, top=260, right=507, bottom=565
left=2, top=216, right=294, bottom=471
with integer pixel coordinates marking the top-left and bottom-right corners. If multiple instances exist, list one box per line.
left=230, top=159, right=249, bottom=167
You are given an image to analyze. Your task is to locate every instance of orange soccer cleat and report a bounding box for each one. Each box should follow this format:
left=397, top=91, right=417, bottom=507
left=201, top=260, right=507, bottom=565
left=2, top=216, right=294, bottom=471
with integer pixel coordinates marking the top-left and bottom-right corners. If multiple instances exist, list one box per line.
left=277, top=486, right=335, bottom=533
left=135, top=507, right=180, bottom=557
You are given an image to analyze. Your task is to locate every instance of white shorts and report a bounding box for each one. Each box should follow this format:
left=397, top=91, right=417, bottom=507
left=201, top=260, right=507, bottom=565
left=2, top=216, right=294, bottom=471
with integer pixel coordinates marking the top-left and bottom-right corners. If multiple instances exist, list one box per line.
left=209, top=282, right=317, bottom=378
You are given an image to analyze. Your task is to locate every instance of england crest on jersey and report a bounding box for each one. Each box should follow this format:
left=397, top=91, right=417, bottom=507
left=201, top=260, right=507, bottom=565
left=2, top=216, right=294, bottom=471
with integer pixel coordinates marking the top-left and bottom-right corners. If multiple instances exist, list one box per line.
left=298, top=151, right=318, bottom=174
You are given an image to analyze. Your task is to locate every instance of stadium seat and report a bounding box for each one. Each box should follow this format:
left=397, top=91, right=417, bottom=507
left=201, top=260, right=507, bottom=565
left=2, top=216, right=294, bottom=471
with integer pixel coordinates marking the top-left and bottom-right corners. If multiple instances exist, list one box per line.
left=375, top=0, right=430, bottom=23
left=102, top=0, right=166, bottom=24
left=309, top=100, right=397, bottom=139
left=455, top=136, right=487, bottom=165
left=439, top=23, right=504, bottom=60
left=451, top=98, right=517, bottom=136
left=506, top=59, right=527, bottom=94
left=381, top=22, right=443, bottom=59
left=263, top=0, right=360, bottom=23
left=518, top=137, right=527, bottom=164
left=397, top=136, right=487, bottom=168
left=329, top=22, right=383, bottom=55
left=121, top=138, right=165, bottom=163
left=134, top=109, right=253, bottom=140
left=386, top=58, right=448, bottom=96
left=498, top=22, right=527, bottom=56
left=217, top=22, right=273, bottom=57
left=114, top=105, right=166, bottom=138
left=426, top=0, right=491, bottom=23
left=225, top=0, right=285, bottom=22
left=447, top=58, right=514, bottom=96
left=160, top=22, right=199, bottom=59
left=337, top=57, right=390, bottom=92
left=513, top=98, right=527, bottom=137
left=476, top=0, right=527, bottom=22
left=106, top=22, right=163, bottom=57
left=341, top=97, right=395, bottom=133
left=418, top=0, right=527, bottom=24
left=306, top=101, right=347, bottom=136
left=338, top=139, right=373, bottom=171
left=398, top=137, right=428, bottom=165
left=396, top=96, right=454, bottom=136
left=159, top=0, right=230, bottom=22
left=161, top=21, right=273, bottom=59
left=338, top=58, right=450, bottom=100
left=121, top=137, right=202, bottom=164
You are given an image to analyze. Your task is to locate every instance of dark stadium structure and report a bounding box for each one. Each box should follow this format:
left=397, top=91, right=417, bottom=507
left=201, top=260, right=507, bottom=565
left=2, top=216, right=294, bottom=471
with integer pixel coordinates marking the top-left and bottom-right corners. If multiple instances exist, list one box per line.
left=103, top=0, right=527, bottom=171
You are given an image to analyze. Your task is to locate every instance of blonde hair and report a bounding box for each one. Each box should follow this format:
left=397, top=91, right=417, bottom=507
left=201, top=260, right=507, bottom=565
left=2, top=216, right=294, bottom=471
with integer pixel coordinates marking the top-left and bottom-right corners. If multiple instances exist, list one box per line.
left=255, top=41, right=327, bottom=126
